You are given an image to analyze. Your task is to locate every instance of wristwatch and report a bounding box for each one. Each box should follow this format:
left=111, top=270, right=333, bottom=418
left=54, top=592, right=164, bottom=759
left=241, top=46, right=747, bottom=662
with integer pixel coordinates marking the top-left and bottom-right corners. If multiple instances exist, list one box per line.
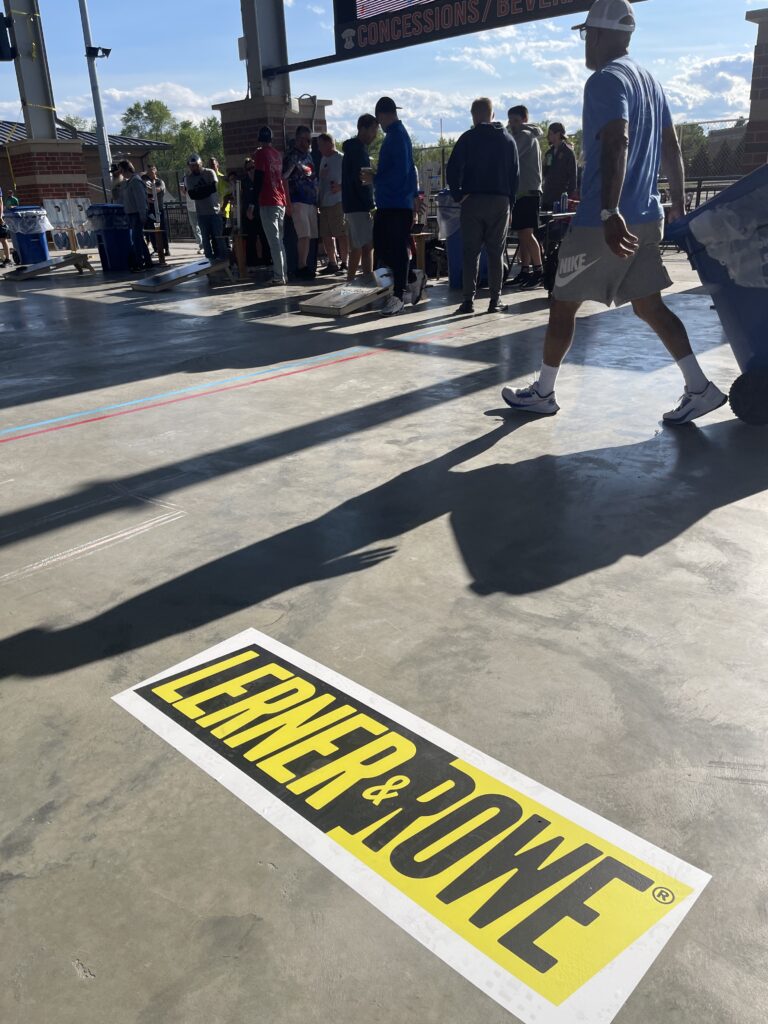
left=601, top=208, right=621, bottom=222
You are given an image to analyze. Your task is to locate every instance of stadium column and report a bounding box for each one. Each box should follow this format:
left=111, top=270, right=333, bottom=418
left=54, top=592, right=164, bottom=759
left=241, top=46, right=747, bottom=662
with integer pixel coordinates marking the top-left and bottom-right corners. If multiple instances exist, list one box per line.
left=744, top=9, right=768, bottom=174
left=215, top=0, right=332, bottom=163
left=3, top=0, right=89, bottom=204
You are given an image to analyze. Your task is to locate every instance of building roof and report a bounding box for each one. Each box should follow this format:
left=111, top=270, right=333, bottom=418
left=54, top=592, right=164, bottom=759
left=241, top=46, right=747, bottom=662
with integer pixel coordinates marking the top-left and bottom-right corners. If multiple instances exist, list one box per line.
left=0, top=121, right=173, bottom=150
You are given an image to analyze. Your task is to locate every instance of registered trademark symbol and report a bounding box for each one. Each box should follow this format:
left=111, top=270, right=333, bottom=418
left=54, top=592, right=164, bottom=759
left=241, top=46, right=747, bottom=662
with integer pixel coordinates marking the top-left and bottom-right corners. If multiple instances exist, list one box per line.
left=652, top=886, right=675, bottom=905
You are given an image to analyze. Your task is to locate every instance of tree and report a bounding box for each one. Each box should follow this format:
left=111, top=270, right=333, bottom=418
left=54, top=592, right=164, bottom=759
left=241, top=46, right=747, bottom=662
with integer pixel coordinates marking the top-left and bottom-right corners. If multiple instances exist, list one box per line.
left=689, top=143, right=711, bottom=178
left=120, top=100, right=177, bottom=140
left=60, top=114, right=96, bottom=133
left=198, top=116, right=224, bottom=164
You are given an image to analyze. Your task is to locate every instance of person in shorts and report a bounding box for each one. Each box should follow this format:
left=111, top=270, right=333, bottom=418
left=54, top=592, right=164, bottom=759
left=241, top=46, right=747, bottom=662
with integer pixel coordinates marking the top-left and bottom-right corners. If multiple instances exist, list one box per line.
left=342, top=114, right=378, bottom=281
left=282, top=125, right=319, bottom=279
left=317, top=133, right=348, bottom=276
left=501, top=0, right=726, bottom=425
left=507, top=105, right=544, bottom=290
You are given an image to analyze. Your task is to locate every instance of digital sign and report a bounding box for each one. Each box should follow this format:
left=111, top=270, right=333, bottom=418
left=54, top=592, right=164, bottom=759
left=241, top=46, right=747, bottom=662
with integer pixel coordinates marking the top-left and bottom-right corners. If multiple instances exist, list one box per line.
left=334, top=0, right=596, bottom=60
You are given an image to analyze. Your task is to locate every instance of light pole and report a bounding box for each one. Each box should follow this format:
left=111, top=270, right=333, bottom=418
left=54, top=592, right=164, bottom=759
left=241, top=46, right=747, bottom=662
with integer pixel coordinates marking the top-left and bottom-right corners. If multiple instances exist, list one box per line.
left=77, top=0, right=112, bottom=196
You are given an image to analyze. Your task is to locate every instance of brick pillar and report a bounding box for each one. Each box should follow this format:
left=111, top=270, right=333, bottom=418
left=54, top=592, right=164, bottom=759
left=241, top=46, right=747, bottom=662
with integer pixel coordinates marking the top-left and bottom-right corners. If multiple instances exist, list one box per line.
left=5, top=140, right=89, bottom=204
left=212, top=95, right=331, bottom=170
left=744, top=9, right=768, bottom=175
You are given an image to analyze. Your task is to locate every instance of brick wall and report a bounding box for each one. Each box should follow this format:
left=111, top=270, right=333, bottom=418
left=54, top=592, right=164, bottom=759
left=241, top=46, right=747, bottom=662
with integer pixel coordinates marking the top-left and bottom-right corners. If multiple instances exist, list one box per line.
left=215, top=98, right=331, bottom=172
left=5, top=141, right=89, bottom=204
left=744, top=16, right=768, bottom=174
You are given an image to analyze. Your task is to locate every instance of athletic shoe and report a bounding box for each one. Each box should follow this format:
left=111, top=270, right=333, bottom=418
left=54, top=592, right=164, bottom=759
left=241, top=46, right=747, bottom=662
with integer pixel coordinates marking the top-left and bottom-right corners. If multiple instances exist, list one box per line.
left=510, top=271, right=532, bottom=289
left=381, top=295, right=405, bottom=317
left=268, top=278, right=287, bottom=286
left=296, top=266, right=316, bottom=280
left=518, top=270, right=543, bottom=291
left=501, top=383, right=560, bottom=416
left=339, top=262, right=348, bottom=272
left=453, top=300, right=474, bottom=315
left=319, top=264, right=340, bottom=276
left=410, top=269, right=427, bottom=305
left=487, top=298, right=507, bottom=314
left=662, top=382, right=728, bottom=425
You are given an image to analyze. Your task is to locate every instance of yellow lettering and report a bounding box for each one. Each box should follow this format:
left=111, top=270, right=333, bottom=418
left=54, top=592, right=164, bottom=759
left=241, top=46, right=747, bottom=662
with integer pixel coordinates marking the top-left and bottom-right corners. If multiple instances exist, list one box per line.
left=255, top=713, right=387, bottom=783
left=172, top=663, right=294, bottom=720
left=151, top=650, right=259, bottom=703
left=226, top=695, right=356, bottom=762
left=197, top=678, right=316, bottom=737
left=290, top=733, right=418, bottom=809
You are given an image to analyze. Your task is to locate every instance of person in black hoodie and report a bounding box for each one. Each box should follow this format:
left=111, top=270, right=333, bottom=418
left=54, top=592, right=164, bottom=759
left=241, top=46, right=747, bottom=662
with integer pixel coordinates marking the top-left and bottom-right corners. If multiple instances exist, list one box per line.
left=341, top=113, right=378, bottom=281
left=446, top=98, right=519, bottom=315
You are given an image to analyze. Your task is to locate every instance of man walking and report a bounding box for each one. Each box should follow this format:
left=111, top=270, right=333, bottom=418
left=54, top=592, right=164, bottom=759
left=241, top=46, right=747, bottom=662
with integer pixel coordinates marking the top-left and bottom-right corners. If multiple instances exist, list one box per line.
left=507, top=106, right=545, bottom=290
left=282, top=126, right=319, bottom=279
left=252, top=126, right=288, bottom=286
left=142, top=164, right=169, bottom=259
left=117, top=160, right=152, bottom=270
left=362, top=96, right=418, bottom=317
left=342, top=114, right=378, bottom=282
left=502, top=0, right=726, bottom=425
left=317, top=132, right=348, bottom=276
left=446, top=97, right=519, bottom=315
left=185, top=154, right=225, bottom=262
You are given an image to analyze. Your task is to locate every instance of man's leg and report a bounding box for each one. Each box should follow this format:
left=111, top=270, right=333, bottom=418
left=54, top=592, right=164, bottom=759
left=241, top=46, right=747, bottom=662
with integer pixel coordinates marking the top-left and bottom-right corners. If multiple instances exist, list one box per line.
left=501, top=298, right=581, bottom=415
left=297, top=235, right=310, bottom=269
left=346, top=246, right=361, bottom=280
left=390, top=210, right=411, bottom=300
left=632, top=292, right=726, bottom=423
left=361, top=242, right=374, bottom=275
left=198, top=215, right=214, bottom=260
left=459, top=196, right=483, bottom=309
left=485, top=197, right=511, bottom=308
left=337, top=231, right=349, bottom=265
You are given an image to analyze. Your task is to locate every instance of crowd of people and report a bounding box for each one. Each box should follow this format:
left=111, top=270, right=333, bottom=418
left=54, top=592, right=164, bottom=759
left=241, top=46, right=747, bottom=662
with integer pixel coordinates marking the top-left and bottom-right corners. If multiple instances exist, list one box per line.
left=105, top=0, right=725, bottom=424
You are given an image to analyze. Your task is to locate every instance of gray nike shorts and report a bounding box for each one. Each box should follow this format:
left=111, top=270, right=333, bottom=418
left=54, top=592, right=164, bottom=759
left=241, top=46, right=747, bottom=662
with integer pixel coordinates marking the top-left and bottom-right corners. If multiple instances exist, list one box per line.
left=552, top=219, right=672, bottom=306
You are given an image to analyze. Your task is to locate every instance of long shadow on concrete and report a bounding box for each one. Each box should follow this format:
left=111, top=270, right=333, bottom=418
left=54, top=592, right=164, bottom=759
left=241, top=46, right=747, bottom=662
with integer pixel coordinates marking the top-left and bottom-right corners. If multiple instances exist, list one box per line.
left=0, top=278, right=723, bottom=413
left=2, top=418, right=765, bottom=679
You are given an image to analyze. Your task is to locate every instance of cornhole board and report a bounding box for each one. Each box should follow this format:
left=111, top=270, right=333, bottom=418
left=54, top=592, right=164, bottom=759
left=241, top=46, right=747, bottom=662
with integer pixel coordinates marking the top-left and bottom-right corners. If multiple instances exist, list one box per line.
left=130, top=259, right=233, bottom=294
left=298, top=268, right=393, bottom=317
left=3, top=252, right=94, bottom=281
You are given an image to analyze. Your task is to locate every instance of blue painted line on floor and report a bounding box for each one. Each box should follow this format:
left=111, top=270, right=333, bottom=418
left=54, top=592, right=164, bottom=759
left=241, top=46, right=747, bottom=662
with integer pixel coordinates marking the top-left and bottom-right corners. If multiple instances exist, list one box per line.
left=0, top=347, right=368, bottom=436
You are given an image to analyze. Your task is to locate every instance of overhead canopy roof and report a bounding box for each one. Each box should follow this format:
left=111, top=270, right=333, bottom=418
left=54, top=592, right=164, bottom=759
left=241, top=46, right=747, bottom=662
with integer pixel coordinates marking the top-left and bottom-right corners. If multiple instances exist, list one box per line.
left=0, top=121, right=173, bottom=150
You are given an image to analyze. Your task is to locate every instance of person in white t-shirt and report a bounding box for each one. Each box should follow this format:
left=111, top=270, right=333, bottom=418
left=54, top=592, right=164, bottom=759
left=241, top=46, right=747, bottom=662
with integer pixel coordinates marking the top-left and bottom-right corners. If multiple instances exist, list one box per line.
left=317, top=133, right=348, bottom=276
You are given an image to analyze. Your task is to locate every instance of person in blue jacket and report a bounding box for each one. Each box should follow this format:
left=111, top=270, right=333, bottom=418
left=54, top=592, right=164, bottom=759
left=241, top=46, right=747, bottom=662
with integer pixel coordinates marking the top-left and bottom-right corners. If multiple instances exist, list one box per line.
left=362, top=96, right=418, bottom=316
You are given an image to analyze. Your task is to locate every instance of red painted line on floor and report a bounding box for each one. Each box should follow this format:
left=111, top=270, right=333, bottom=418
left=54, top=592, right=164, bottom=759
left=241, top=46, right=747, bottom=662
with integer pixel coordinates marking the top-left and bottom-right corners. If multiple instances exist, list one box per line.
left=0, top=349, right=381, bottom=445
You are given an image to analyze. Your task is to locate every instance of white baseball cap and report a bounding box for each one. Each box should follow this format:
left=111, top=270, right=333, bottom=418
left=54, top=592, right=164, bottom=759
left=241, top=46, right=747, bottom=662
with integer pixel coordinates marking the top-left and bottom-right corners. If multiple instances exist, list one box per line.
left=573, top=0, right=636, bottom=33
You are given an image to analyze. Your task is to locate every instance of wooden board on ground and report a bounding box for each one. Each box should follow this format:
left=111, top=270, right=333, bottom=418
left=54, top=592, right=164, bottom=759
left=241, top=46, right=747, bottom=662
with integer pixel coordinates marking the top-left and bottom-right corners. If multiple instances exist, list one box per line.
left=298, top=269, right=393, bottom=317
left=3, top=252, right=94, bottom=281
left=130, top=259, right=233, bottom=293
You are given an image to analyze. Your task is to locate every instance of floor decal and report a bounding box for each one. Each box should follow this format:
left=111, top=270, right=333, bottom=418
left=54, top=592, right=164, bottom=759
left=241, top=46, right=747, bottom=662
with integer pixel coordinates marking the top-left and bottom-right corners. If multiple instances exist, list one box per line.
left=114, top=630, right=709, bottom=1023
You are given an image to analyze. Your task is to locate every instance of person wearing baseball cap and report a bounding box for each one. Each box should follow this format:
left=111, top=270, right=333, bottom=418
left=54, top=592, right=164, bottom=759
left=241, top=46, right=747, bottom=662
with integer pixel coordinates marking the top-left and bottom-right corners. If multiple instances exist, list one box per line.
left=361, top=97, right=418, bottom=316
left=252, top=125, right=288, bottom=285
left=502, top=0, right=726, bottom=425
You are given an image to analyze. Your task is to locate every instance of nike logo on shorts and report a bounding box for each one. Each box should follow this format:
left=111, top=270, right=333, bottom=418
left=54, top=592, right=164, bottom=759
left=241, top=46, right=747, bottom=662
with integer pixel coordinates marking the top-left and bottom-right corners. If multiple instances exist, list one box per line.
left=556, top=255, right=600, bottom=286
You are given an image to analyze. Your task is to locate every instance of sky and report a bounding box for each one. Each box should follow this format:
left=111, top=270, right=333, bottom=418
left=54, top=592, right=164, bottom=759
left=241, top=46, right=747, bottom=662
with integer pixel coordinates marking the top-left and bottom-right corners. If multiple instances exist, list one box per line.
left=0, top=0, right=761, bottom=143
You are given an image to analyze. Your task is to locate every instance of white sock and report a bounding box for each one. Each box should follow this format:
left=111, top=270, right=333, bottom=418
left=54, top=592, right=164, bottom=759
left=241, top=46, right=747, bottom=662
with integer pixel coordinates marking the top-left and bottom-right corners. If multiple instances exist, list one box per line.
left=538, top=363, right=560, bottom=396
left=677, top=354, right=708, bottom=393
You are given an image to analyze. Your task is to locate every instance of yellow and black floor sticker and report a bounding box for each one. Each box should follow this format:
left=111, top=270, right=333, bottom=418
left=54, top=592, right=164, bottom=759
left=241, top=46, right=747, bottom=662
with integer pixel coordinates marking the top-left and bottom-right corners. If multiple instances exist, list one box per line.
left=114, top=630, right=710, bottom=1024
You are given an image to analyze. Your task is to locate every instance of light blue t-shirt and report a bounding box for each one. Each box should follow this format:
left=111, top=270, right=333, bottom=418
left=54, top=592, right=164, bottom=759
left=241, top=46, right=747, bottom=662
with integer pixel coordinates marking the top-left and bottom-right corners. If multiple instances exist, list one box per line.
left=575, top=56, right=672, bottom=228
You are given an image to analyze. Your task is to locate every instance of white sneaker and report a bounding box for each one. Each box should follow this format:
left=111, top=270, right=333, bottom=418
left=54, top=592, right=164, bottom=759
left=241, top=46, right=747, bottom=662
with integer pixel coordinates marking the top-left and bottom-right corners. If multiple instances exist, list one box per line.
left=663, top=381, right=727, bottom=425
left=501, top=382, right=560, bottom=416
left=381, top=295, right=405, bottom=317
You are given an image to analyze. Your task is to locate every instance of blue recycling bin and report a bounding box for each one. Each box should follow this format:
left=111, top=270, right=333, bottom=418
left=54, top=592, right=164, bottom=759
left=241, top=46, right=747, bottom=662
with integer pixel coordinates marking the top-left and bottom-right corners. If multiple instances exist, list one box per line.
left=666, top=165, right=768, bottom=424
left=5, top=205, right=50, bottom=265
left=436, top=190, right=489, bottom=290
left=86, top=203, right=132, bottom=272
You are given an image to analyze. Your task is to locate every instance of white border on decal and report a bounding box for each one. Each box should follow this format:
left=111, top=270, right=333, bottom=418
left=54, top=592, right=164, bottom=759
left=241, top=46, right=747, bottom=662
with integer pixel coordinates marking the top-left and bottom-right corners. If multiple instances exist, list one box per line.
left=113, top=629, right=711, bottom=1024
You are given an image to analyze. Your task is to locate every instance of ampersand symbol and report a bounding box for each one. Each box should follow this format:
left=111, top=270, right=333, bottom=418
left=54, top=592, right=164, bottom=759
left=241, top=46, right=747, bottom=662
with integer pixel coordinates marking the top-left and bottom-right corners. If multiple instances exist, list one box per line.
left=362, top=776, right=411, bottom=806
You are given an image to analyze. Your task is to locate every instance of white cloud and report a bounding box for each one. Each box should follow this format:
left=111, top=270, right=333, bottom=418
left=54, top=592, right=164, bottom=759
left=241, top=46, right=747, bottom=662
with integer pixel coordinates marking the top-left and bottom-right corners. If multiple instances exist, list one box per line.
left=662, top=52, right=752, bottom=120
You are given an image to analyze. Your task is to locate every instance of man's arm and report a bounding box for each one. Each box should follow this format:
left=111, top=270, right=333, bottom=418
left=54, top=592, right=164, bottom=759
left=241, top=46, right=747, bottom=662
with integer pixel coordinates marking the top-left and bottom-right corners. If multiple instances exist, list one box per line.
left=660, top=123, right=686, bottom=221
left=600, top=117, right=638, bottom=258
left=446, top=135, right=465, bottom=201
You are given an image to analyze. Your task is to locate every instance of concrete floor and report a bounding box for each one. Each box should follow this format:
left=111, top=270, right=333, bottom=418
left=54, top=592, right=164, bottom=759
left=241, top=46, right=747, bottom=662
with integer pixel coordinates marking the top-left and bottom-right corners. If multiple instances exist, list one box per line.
left=1, top=244, right=766, bottom=1024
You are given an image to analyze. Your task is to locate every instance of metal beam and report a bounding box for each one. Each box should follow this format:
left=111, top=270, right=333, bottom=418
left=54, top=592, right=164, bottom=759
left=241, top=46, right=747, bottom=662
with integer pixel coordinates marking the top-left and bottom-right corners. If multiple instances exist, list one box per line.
left=77, top=0, right=112, bottom=197
left=240, top=0, right=290, bottom=97
left=4, top=0, right=57, bottom=138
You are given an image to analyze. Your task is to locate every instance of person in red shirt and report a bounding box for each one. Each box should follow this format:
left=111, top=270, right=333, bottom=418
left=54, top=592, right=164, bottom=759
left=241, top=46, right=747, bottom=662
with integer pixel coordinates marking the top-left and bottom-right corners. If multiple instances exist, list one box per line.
left=253, top=126, right=288, bottom=286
